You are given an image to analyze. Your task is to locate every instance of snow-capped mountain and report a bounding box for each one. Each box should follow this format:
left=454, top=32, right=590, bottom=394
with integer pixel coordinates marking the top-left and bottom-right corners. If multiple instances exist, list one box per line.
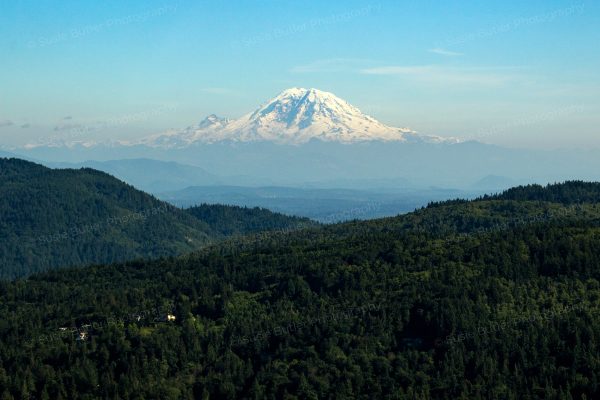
left=140, top=88, right=457, bottom=147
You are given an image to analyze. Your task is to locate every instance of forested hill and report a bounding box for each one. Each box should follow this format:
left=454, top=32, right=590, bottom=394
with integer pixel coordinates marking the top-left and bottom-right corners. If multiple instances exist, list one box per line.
left=186, top=203, right=314, bottom=236
left=485, top=181, right=600, bottom=204
left=426, top=180, right=600, bottom=209
left=0, top=158, right=313, bottom=279
left=1, top=181, right=600, bottom=398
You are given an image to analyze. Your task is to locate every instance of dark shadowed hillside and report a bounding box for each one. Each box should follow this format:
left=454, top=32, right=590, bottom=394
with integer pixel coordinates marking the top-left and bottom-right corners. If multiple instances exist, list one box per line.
left=0, top=158, right=313, bottom=279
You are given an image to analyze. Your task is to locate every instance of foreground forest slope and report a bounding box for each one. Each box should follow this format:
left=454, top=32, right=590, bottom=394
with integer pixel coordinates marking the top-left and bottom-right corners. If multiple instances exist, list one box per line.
left=0, top=158, right=313, bottom=279
left=1, top=182, right=600, bottom=399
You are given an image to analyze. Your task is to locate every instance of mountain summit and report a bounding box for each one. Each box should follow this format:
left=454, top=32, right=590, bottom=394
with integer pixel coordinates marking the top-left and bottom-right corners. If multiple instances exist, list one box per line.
left=141, top=88, right=457, bottom=147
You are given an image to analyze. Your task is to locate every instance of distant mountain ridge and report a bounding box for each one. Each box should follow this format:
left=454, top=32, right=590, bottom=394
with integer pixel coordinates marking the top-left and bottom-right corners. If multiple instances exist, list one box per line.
left=13, top=140, right=600, bottom=191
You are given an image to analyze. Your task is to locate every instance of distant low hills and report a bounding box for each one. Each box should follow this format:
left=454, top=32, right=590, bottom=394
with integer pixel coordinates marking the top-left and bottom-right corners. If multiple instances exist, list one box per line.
left=48, top=158, right=222, bottom=192
left=158, top=185, right=476, bottom=222
left=19, top=139, right=600, bottom=193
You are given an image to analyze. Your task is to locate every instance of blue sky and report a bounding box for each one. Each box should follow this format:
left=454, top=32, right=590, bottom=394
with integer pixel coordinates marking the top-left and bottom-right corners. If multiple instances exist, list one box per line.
left=0, top=0, right=598, bottom=149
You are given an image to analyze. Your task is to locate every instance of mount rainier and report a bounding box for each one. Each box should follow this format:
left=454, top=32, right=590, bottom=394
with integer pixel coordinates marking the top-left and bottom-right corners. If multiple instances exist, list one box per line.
left=15, top=87, right=598, bottom=192
left=139, top=88, right=457, bottom=147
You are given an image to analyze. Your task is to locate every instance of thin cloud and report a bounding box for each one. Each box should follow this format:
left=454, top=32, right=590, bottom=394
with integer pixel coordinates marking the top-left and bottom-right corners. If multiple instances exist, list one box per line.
left=63, top=116, right=73, bottom=120
left=20, top=123, right=31, bottom=128
left=54, top=123, right=83, bottom=131
left=0, top=120, right=13, bottom=128
left=428, top=48, right=463, bottom=57
left=361, top=65, right=519, bottom=86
